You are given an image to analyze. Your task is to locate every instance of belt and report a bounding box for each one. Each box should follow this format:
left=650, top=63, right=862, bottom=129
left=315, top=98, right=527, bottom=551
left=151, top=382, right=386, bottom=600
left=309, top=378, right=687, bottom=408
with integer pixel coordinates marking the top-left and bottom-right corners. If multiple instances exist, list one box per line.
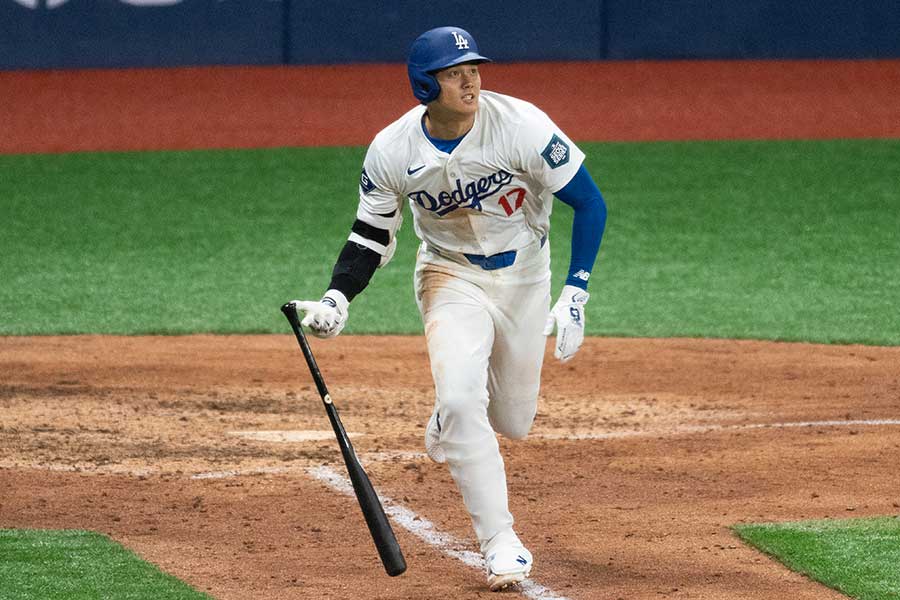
left=463, top=235, right=546, bottom=271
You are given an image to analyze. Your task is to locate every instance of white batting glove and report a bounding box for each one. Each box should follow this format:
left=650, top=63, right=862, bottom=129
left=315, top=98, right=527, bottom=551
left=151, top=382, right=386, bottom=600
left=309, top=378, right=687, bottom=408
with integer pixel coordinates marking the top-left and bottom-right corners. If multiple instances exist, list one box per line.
left=293, top=290, right=349, bottom=339
left=542, top=285, right=590, bottom=363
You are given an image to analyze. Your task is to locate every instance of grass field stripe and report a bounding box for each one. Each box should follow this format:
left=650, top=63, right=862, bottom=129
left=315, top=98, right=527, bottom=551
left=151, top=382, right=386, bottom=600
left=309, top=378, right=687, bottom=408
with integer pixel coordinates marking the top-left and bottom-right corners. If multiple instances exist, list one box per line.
left=306, top=465, right=573, bottom=600
left=6, top=140, right=900, bottom=343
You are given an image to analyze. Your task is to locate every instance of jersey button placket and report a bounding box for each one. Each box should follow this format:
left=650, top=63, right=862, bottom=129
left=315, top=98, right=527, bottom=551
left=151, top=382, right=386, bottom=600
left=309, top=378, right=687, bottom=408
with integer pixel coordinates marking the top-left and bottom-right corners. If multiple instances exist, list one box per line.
left=445, top=155, right=456, bottom=180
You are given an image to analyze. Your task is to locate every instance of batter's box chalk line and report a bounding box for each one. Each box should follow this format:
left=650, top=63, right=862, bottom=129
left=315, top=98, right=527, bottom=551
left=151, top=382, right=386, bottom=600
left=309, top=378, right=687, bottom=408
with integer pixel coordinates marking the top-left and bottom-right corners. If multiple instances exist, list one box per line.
left=530, top=419, right=900, bottom=440
left=227, top=430, right=365, bottom=442
left=306, top=465, right=573, bottom=600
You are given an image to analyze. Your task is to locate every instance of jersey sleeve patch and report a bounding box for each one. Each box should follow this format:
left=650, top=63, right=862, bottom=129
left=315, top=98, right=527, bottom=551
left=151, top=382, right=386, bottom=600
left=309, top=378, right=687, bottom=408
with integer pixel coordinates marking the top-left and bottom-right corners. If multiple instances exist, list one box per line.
left=360, top=168, right=377, bottom=194
left=541, top=134, right=570, bottom=169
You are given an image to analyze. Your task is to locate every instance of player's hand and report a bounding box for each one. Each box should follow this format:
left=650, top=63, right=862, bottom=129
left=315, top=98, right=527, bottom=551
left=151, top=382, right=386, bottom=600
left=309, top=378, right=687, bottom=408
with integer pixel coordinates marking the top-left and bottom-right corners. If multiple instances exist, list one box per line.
left=292, top=290, right=349, bottom=339
left=542, top=285, right=590, bottom=363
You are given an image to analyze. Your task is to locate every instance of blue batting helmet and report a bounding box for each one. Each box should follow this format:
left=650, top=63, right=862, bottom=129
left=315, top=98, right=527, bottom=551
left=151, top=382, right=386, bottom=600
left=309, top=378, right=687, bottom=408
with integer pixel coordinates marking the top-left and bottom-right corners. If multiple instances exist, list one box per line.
left=407, top=26, right=491, bottom=104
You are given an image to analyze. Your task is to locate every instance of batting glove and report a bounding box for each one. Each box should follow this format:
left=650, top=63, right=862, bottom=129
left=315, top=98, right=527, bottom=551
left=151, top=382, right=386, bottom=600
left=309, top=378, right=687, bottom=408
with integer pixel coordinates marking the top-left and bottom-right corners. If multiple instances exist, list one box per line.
left=293, top=289, right=349, bottom=339
left=542, top=285, right=590, bottom=363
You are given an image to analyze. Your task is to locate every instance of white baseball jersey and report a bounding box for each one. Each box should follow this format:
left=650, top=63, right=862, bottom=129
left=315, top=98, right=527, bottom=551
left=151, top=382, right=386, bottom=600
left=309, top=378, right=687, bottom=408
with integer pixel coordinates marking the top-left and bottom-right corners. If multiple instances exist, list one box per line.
left=349, top=90, right=588, bottom=554
left=353, top=90, right=585, bottom=259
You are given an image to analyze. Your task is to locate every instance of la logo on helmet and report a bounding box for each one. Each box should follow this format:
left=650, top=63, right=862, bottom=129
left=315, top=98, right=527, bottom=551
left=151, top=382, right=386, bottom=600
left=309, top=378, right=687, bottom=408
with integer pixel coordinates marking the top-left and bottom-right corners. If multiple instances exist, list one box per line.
left=452, top=31, right=470, bottom=50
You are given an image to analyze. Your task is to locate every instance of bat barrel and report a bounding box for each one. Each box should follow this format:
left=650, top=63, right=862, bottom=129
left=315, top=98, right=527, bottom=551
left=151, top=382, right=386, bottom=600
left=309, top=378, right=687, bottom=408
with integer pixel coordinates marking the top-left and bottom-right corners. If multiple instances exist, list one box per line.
left=343, top=444, right=408, bottom=576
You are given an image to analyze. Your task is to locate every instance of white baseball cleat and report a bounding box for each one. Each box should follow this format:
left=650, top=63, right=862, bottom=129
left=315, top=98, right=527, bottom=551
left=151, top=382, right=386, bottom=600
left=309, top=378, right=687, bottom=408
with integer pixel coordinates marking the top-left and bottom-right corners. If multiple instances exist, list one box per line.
left=425, top=409, right=446, bottom=463
left=485, top=543, right=533, bottom=591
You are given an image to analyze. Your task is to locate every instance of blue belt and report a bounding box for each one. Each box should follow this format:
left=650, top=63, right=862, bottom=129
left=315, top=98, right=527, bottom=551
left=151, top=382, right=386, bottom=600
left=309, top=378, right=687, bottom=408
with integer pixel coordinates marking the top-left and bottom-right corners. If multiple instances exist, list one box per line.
left=463, top=235, right=546, bottom=271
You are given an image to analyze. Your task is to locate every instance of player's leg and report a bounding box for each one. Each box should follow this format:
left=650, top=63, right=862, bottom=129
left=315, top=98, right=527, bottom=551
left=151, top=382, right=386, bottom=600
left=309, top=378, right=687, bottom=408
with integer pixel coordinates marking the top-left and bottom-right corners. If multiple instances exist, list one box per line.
left=486, top=242, right=552, bottom=439
left=474, top=242, right=549, bottom=589
left=415, top=252, right=515, bottom=548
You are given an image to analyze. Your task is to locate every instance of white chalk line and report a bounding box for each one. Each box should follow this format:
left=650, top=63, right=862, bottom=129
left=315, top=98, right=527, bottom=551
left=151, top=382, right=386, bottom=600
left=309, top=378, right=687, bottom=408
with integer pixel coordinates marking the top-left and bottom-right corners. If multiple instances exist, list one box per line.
left=229, top=420, right=900, bottom=446
left=227, top=430, right=365, bottom=442
left=531, top=419, right=900, bottom=440
left=307, top=464, right=571, bottom=600
left=7, top=419, right=898, bottom=479
left=191, top=465, right=298, bottom=479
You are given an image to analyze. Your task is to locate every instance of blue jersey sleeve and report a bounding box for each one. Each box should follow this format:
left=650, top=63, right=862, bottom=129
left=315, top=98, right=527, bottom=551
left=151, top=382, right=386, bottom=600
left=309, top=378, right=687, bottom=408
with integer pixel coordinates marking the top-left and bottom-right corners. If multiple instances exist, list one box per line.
left=553, top=164, right=607, bottom=290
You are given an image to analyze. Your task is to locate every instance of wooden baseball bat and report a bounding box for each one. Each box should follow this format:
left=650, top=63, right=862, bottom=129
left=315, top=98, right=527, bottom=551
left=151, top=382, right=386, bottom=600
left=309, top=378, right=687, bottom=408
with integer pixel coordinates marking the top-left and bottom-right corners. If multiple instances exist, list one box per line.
left=280, top=302, right=407, bottom=577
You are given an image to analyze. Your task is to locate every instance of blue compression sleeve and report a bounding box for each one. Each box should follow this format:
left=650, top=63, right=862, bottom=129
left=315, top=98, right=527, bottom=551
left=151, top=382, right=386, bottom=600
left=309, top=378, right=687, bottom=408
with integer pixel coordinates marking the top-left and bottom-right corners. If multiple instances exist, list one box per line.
left=553, top=164, right=607, bottom=290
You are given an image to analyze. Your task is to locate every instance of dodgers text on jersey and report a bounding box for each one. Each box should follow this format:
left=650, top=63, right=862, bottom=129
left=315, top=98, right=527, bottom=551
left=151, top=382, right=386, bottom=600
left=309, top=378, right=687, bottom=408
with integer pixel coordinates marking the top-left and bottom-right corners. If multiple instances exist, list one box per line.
left=408, top=169, right=514, bottom=216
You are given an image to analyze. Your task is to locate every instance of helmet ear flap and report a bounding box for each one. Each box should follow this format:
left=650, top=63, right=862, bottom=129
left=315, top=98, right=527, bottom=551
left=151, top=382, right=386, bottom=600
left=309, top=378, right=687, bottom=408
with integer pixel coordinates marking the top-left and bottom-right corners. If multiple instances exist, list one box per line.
left=408, top=66, right=440, bottom=104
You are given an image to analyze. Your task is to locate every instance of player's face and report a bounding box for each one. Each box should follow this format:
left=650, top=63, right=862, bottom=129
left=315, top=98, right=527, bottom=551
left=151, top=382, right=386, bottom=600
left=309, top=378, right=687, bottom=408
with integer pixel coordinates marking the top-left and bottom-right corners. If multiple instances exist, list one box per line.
left=433, top=63, right=481, bottom=117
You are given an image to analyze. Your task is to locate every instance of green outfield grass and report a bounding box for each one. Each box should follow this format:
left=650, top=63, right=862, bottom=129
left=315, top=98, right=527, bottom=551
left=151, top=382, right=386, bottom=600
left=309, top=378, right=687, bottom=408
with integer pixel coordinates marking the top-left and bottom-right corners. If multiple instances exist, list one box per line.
left=0, top=529, right=210, bottom=599
left=735, top=517, right=900, bottom=600
left=2, top=139, right=898, bottom=343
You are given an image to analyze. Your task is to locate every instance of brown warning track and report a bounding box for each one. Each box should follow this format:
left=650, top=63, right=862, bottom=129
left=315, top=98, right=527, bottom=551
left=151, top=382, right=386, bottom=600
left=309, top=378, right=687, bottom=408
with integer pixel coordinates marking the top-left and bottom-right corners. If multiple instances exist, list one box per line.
left=1, top=59, right=899, bottom=154
left=2, top=60, right=900, bottom=599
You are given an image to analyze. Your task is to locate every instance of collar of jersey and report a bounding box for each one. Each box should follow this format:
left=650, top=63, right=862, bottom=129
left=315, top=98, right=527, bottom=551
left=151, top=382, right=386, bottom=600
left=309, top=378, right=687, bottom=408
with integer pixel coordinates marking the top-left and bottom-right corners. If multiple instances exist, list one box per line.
left=419, top=110, right=478, bottom=156
left=420, top=115, right=468, bottom=154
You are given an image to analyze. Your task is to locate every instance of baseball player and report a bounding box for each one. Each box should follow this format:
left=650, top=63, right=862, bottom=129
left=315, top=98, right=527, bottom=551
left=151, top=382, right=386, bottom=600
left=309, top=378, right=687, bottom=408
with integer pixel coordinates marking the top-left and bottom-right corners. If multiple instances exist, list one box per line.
left=294, top=26, right=606, bottom=591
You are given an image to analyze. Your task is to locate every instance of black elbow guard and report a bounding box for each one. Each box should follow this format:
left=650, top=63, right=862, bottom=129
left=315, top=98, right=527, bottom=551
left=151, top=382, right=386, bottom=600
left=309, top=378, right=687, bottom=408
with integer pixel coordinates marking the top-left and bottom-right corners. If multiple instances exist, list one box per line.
left=328, top=241, right=380, bottom=302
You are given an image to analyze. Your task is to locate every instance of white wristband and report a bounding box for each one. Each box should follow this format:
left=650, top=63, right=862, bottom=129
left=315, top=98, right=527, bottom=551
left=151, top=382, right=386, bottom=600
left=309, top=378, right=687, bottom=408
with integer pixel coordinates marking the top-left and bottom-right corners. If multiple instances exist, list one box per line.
left=322, top=289, right=349, bottom=315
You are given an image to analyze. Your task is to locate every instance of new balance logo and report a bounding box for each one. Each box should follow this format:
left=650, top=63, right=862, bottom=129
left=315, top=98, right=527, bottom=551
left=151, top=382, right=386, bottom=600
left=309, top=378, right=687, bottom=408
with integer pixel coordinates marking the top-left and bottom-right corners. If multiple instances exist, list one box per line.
left=516, top=555, right=528, bottom=566
left=452, top=31, right=470, bottom=50
left=569, top=306, right=582, bottom=324
left=573, top=269, right=590, bottom=281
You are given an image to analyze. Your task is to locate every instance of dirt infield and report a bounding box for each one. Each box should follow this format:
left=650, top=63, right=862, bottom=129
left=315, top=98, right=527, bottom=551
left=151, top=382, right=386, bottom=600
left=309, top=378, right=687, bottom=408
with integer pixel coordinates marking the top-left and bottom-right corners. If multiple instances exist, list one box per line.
left=2, top=336, right=899, bottom=599
left=2, top=61, right=900, bottom=598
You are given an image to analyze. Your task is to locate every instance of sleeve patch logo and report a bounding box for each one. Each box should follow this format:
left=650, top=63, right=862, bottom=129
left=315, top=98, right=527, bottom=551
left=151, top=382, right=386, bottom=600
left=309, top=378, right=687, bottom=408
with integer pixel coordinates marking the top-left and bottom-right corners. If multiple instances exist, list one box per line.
left=360, top=168, right=376, bottom=194
left=541, top=134, right=570, bottom=169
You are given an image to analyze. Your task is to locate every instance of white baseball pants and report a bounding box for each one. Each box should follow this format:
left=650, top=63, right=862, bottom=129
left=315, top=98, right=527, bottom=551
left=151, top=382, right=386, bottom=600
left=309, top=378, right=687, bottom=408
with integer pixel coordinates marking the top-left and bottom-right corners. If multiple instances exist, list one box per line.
left=414, top=236, right=551, bottom=551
